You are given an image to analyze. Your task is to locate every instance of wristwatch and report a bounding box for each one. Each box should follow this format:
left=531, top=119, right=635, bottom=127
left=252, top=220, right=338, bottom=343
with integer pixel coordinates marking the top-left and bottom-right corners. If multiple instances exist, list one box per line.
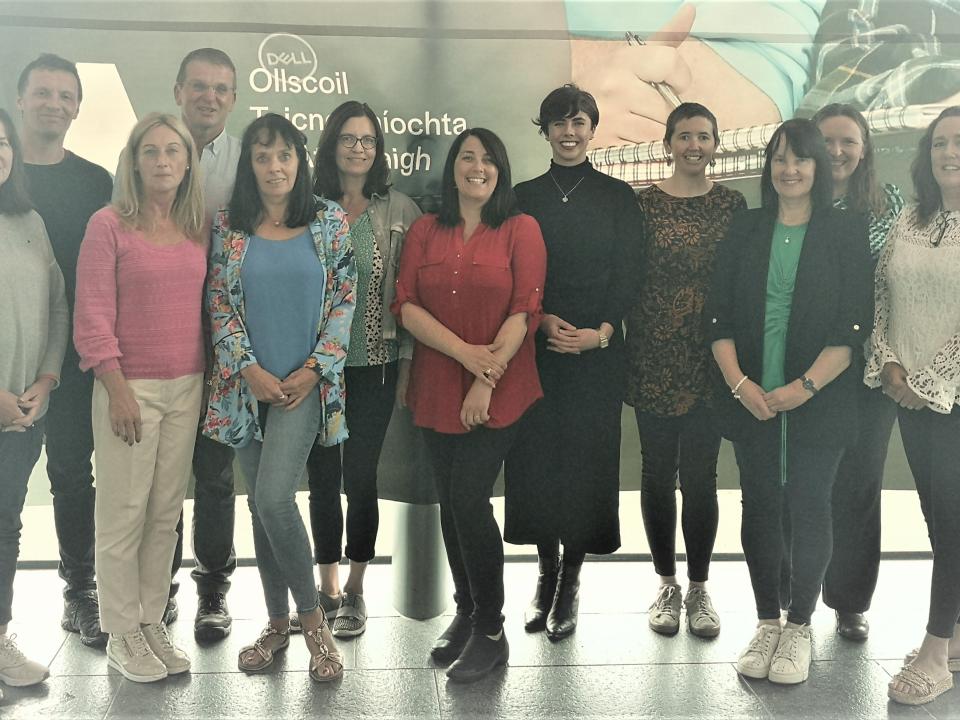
left=801, top=375, right=818, bottom=395
left=597, top=331, right=609, bottom=349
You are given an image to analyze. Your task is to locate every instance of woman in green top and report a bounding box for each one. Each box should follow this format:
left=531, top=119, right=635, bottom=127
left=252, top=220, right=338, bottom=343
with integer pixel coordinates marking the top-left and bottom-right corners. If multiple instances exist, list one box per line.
left=704, top=119, right=873, bottom=686
left=305, top=101, right=421, bottom=638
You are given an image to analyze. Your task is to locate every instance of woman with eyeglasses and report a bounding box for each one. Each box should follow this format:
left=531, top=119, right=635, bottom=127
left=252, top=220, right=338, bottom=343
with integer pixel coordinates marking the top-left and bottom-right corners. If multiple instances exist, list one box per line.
left=303, top=101, right=421, bottom=638
left=803, top=104, right=904, bottom=642
left=704, top=118, right=872, bottom=686
left=868, top=106, right=960, bottom=706
left=202, top=113, right=355, bottom=683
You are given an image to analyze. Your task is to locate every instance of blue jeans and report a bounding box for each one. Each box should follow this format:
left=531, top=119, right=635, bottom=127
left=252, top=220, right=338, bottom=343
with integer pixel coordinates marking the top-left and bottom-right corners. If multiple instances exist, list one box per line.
left=0, top=421, right=45, bottom=625
left=236, top=393, right=321, bottom=619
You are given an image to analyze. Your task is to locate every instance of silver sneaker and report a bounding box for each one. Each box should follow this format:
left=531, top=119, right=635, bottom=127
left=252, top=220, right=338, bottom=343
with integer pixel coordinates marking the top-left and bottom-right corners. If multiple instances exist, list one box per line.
left=684, top=587, right=721, bottom=637
left=648, top=584, right=682, bottom=635
left=0, top=634, right=49, bottom=687
left=333, top=593, right=367, bottom=638
left=736, top=623, right=782, bottom=679
left=107, top=630, right=168, bottom=683
left=768, top=625, right=812, bottom=684
left=142, top=622, right=191, bottom=674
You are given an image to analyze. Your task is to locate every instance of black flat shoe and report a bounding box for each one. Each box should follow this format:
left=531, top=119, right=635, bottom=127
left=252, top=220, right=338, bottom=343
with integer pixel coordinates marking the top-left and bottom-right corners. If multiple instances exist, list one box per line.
left=446, top=632, right=509, bottom=683
left=430, top=614, right=472, bottom=666
left=62, top=590, right=108, bottom=649
left=836, top=611, right=869, bottom=641
left=524, top=556, right=559, bottom=633
left=546, top=561, right=581, bottom=641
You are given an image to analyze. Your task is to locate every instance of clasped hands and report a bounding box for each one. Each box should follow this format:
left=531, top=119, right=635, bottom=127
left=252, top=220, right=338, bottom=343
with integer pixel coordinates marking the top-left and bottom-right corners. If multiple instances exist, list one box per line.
left=880, top=362, right=926, bottom=410
left=241, top=364, right=321, bottom=410
left=736, top=378, right=811, bottom=422
left=0, top=378, right=55, bottom=432
left=541, top=314, right=602, bottom=354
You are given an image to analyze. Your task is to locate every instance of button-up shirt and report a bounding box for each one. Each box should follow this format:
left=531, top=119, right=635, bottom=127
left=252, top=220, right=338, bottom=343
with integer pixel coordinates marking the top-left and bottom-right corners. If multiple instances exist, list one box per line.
left=198, top=129, right=241, bottom=221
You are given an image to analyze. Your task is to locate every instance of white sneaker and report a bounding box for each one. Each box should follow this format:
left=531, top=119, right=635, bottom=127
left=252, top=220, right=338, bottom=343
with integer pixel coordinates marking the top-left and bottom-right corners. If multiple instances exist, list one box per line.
left=768, top=625, right=812, bottom=684
left=107, top=631, right=168, bottom=683
left=736, top=623, right=782, bottom=679
left=142, top=623, right=191, bottom=674
left=0, top=634, right=49, bottom=686
left=648, top=584, right=682, bottom=635
left=684, top=587, right=721, bottom=638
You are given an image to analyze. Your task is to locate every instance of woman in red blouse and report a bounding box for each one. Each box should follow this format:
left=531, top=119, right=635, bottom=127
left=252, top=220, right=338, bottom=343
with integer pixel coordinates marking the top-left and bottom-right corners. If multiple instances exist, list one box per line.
left=393, top=128, right=546, bottom=683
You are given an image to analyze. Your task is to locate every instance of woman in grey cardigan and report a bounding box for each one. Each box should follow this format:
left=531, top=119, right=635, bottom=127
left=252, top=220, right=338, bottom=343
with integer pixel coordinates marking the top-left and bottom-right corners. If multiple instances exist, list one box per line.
left=304, top=101, right=422, bottom=638
left=0, top=107, right=68, bottom=690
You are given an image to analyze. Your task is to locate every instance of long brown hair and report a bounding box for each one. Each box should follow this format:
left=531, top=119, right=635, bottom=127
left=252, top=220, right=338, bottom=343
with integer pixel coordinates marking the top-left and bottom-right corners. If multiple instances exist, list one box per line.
left=912, top=106, right=960, bottom=227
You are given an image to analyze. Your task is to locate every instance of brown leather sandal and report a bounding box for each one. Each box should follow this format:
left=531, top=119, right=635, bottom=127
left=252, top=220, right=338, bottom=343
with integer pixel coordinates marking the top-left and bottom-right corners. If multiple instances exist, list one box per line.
left=238, top=624, right=290, bottom=673
left=304, top=619, right=344, bottom=682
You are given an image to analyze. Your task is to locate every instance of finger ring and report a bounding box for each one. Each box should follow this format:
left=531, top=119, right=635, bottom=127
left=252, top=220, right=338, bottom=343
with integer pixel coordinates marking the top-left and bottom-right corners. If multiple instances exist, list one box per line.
left=279, top=393, right=286, bottom=400
left=482, top=368, right=492, bottom=378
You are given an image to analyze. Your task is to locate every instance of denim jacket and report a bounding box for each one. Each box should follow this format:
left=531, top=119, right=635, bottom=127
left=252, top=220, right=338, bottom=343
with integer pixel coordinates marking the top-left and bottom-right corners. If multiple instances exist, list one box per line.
left=202, top=199, right=356, bottom=448
left=367, top=188, right=422, bottom=360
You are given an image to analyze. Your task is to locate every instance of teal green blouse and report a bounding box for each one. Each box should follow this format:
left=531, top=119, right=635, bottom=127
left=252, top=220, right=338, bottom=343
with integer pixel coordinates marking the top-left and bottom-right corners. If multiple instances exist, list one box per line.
left=761, top=222, right=807, bottom=392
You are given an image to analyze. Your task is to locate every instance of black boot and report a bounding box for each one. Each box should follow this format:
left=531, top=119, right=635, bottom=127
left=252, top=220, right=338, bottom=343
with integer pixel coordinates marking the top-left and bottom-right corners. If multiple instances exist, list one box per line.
left=446, top=632, right=509, bottom=683
left=524, top=555, right=559, bottom=632
left=546, top=560, right=581, bottom=641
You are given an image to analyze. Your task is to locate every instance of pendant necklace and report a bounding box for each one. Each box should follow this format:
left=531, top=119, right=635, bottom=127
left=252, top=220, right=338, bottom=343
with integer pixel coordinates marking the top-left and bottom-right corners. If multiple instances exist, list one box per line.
left=549, top=173, right=585, bottom=203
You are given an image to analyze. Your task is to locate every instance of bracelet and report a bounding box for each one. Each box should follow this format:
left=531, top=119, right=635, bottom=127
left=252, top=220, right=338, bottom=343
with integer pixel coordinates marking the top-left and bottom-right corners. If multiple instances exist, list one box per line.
left=731, top=375, right=748, bottom=400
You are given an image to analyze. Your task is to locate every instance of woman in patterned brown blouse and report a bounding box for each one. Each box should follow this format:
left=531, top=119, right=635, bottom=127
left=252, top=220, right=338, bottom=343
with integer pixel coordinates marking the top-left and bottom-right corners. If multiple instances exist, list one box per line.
left=625, top=103, right=746, bottom=639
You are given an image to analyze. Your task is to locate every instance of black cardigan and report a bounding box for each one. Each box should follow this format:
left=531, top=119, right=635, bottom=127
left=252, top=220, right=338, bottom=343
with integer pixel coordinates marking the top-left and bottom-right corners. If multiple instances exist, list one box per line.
left=703, top=206, right=874, bottom=447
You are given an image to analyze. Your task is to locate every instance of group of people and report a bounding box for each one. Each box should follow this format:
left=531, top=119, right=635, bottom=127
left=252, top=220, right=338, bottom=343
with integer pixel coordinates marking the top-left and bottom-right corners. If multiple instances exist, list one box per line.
left=0, top=45, right=958, bottom=708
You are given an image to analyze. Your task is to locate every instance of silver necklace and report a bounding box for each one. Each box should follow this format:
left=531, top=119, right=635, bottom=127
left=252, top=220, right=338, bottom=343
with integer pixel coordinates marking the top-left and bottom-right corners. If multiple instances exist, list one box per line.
left=549, top=173, right=585, bottom=203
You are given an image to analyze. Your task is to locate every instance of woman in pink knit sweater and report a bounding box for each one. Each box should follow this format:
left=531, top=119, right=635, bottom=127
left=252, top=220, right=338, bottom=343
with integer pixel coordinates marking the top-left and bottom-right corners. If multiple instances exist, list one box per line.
left=74, top=113, right=207, bottom=684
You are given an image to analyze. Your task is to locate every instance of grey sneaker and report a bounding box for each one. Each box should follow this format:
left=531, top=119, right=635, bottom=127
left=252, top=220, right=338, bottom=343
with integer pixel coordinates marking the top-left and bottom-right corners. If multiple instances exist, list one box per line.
left=736, top=623, right=782, bottom=679
left=290, top=590, right=342, bottom=633
left=768, top=625, right=812, bottom=684
left=333, top=593, right=367, bottom=638
left=648, top=584, right=682, bottom=635
left=107, top=631, right=168, bottom=683
left=142, top=622, right=191, bottom=674
left=0, top=634, right=49, bottom=687
left=684, top=587, right=721, bottom=637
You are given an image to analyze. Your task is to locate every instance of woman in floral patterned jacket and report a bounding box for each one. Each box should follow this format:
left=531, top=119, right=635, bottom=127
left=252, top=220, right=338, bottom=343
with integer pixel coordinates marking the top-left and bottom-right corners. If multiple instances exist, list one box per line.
left=202, top=113, right=356, bottom=683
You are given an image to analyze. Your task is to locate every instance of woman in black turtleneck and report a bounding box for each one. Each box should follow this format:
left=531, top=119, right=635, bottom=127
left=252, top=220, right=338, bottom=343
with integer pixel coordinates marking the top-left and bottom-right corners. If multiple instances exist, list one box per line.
left=505, top=84, right=643, bottom=640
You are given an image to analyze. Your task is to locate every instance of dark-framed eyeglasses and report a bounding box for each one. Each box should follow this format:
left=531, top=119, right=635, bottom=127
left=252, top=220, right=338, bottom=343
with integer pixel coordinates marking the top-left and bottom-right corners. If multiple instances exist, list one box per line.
left=338, top=134, right=377, bottom=150
left=933, top=210, right=956, bottom=247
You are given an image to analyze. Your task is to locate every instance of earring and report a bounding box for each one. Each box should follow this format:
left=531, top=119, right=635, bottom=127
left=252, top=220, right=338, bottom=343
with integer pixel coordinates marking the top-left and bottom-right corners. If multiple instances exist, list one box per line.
left=709, top=159, right=717, bottom=167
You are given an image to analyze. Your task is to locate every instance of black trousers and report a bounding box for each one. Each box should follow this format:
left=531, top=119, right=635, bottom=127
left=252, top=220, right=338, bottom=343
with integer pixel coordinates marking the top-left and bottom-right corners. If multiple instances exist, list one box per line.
left=735, top=424, right=843, bottom=626
left=423, top=424, right=519, bottom=635
left=635, top=405, right=721, bottom=582
left=44, top=360, right=96, bottom=597
left=307, top=362, right=397, bottom=565
left=822, top=384, right=897, bottom=613
left=898, top=405, right=960, bottom=639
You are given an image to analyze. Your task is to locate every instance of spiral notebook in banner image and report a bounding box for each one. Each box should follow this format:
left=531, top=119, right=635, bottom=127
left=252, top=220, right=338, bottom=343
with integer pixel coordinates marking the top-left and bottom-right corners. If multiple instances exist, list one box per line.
left=588, top=104, right=949, bottom=189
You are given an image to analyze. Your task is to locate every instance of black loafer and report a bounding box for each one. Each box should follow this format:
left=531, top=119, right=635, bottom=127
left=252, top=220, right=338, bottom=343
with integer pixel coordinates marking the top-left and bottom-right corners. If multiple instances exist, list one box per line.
left=446, top=632, right=509, bottom=683
left=62, top=590, right=108, bottom=649
left=836, top=611, right=869, bottom=641
left=430, top=614, right=472, bottom=666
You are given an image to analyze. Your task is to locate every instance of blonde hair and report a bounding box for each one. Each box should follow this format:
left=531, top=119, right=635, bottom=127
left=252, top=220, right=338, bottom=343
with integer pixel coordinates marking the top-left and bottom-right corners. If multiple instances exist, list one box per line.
left=113, top=112, right=205, bottom=240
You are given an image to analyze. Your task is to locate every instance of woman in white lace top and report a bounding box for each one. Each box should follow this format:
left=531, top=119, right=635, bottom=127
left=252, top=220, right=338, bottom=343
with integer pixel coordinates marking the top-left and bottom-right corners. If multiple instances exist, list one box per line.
left=866, top=106, right=960, bottom=706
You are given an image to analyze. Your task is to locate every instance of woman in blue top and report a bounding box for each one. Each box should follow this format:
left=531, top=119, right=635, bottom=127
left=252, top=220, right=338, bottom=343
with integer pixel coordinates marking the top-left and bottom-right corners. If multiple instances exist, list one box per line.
left=203, top=113, right=356, bottom=682
left=705, top=119, right=872, bottom=686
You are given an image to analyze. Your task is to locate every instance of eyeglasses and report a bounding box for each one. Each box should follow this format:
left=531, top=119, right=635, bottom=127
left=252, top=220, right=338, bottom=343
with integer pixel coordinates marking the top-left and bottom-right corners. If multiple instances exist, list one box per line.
left=182, top=81, right=235, bottom=98
left=338, top=134, right=377, bottom=150
left=933, top=211, right=956, bottom=247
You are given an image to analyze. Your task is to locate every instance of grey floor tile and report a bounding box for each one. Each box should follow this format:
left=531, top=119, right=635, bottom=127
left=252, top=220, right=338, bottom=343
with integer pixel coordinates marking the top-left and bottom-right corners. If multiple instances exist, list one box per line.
left=746, top=657, right=929, bottom=720
left=354, top=615, right=449, bottom=670
left=437, top=663, right=771, bottom=720
left=0, top=674, right=122, bottom=719
left=104, top=668, right=440, bottom=719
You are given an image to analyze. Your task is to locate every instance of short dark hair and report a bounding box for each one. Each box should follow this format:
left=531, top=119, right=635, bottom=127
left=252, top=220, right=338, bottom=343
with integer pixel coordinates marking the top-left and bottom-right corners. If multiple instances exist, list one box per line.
left=911, top=105, right=960, bottom=227
left=313, top=100, right=389, bottom=201
left=664, top=102, right=719, bottom=145
left=176, top=48, right=237, bottom=87
left=0, top=108, right=33, bottom=215
left=811, top=103, right=886, bottom=217
left=229, top=114, right=317, bottom=235
left=533, top=84, right=599, bottom=135
left=17, top=53, right=83, bottom=103
left=437, top=128, right=519, bottom=229
left=760, top=119, right=834, bottom=212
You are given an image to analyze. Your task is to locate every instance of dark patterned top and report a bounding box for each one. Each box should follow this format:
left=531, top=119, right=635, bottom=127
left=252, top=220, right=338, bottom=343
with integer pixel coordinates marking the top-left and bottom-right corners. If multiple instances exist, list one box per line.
left=833, top=183, right=904, bottom=260
left=625, top=183, right=747, bottom=416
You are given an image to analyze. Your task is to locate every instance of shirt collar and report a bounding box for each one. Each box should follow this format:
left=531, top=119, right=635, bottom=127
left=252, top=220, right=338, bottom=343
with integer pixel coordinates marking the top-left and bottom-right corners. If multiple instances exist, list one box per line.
left=201, top=128, right=229, bottom=158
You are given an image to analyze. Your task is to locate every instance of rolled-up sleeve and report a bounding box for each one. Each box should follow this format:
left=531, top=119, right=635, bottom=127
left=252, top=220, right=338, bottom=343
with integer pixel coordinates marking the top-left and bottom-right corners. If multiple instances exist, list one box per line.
left=74, top=213, right=122, bottom=376
left=508, top=214, right=547, bottom=333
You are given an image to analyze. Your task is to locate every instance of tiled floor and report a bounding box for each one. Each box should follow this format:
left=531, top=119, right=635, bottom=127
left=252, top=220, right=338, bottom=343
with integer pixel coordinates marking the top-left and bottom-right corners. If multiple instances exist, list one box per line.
left=1, top=558, right=955, bottom=719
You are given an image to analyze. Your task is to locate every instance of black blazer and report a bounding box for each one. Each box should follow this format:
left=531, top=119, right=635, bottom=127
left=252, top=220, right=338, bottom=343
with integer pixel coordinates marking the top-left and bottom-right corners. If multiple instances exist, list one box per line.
left=703, top=206, right=873, bottom=447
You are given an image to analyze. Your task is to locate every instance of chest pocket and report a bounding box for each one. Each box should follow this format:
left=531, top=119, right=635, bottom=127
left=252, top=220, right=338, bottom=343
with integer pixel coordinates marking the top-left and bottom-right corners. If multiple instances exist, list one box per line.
left=471, top=250, right=510, bottom=290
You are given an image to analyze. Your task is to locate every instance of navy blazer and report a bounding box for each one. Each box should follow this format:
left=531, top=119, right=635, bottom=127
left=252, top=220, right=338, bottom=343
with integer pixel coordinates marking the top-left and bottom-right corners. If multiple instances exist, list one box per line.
left=703, top=205, right=874, bottom=447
